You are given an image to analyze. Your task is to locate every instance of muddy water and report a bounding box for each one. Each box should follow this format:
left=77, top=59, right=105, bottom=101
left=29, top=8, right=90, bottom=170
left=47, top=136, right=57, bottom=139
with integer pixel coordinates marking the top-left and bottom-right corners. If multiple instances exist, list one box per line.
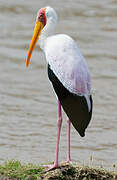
left=0, top=0, right=117, bottom=169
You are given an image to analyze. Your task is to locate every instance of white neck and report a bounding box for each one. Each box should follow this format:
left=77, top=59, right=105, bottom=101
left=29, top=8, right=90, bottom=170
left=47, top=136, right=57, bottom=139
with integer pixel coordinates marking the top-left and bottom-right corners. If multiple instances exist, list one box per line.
left=39, top=18, right=57, bottom=50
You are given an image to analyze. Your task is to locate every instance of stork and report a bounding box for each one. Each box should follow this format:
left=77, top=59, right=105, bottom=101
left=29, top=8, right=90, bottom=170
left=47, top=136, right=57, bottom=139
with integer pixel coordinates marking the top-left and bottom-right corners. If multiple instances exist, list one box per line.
left=26, top=6, right=93, bottom=170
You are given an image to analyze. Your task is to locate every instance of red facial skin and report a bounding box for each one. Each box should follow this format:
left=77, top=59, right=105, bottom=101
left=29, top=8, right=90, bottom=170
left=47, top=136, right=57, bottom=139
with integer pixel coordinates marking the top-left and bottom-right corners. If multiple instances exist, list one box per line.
left=36, top=8, right=46, bottom=27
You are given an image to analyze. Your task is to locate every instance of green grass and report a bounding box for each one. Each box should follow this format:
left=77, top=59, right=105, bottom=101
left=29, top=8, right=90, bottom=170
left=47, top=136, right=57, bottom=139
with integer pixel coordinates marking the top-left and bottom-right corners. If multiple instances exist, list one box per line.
left=0, top=160, right=43, bottom=180
left=0, top=160, right=117, bottom=180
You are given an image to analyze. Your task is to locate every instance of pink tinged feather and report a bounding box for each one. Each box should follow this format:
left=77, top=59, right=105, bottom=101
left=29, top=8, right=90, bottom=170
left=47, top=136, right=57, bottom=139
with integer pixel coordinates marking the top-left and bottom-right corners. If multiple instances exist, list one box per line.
left=44, top=34, right=91, bottom=110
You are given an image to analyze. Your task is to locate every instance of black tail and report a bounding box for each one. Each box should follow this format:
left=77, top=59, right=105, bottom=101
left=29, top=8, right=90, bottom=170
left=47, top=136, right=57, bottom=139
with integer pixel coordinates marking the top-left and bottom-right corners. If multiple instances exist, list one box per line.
left=61, top=94, right=93, bottom=137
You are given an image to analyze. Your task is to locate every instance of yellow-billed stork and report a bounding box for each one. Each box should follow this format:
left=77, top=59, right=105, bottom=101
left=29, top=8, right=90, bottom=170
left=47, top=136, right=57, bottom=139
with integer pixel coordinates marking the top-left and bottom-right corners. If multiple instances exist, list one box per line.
left=26, top=6, right=93, bottom=170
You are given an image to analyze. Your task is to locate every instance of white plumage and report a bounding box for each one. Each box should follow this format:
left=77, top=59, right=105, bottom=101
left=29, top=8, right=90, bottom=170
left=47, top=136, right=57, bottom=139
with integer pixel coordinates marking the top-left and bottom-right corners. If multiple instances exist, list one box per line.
left=44, top=34, right=91, bottom=96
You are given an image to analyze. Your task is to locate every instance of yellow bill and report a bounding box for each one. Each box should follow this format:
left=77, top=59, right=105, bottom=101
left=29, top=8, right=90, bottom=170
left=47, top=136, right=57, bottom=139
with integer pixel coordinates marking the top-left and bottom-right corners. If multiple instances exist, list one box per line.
left=26, top=21, right=44, bottom=67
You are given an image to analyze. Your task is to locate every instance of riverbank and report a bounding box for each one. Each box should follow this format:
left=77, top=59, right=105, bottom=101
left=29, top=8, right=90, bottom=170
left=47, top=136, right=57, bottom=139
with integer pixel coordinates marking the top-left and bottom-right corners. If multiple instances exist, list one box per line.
left=0, top=160, right=117, bottom=180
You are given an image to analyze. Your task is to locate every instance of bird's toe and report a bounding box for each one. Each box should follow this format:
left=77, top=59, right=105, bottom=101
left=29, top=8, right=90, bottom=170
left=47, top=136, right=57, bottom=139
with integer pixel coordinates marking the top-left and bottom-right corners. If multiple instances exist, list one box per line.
left=42, top=162, right=59, bottom=171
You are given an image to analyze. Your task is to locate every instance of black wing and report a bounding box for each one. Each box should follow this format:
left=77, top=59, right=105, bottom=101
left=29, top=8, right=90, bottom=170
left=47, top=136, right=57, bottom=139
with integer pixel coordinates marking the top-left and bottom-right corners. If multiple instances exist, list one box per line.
left=48, top=64, right=93, bottom=137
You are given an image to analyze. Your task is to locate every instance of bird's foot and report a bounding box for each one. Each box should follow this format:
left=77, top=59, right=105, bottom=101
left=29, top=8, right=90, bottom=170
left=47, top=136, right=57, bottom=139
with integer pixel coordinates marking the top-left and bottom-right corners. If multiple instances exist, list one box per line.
left=42, top=162, right=59, bottom=171
left=65, top=159, right=72, bottom=165
left=48, top=163, right=59, bottom=171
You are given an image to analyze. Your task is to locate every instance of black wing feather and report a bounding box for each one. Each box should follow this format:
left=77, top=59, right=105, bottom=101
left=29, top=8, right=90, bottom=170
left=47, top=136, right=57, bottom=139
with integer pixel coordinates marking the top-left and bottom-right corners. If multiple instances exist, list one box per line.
left=48, top=64, right=93, bottom=137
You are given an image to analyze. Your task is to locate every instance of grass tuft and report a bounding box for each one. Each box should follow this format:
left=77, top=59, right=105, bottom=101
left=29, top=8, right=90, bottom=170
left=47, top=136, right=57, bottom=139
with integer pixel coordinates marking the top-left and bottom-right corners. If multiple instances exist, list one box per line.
left=0, top=160, right=43, bottom=180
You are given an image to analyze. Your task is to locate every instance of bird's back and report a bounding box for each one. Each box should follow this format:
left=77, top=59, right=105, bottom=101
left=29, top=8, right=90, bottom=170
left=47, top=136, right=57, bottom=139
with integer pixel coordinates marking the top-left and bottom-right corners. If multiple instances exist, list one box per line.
left=44, top=34, right=91, bottom=97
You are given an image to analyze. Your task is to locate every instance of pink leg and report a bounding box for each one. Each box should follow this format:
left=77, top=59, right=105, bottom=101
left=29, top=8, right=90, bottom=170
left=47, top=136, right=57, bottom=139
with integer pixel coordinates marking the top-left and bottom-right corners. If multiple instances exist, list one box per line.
left=48, top=100, right=62, bottom=170
left=66, top=118, right=71, bottom=163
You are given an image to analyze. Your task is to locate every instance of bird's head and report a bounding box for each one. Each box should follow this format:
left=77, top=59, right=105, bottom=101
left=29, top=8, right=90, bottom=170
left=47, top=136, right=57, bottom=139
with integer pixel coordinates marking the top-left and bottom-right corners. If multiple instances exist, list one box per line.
left=26, top=6, right=57, bottom=67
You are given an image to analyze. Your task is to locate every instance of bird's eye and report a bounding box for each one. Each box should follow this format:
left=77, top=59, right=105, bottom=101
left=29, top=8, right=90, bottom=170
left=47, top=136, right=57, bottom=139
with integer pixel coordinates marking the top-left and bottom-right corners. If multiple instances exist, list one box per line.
left=40, top=14, right=43, bottom=18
